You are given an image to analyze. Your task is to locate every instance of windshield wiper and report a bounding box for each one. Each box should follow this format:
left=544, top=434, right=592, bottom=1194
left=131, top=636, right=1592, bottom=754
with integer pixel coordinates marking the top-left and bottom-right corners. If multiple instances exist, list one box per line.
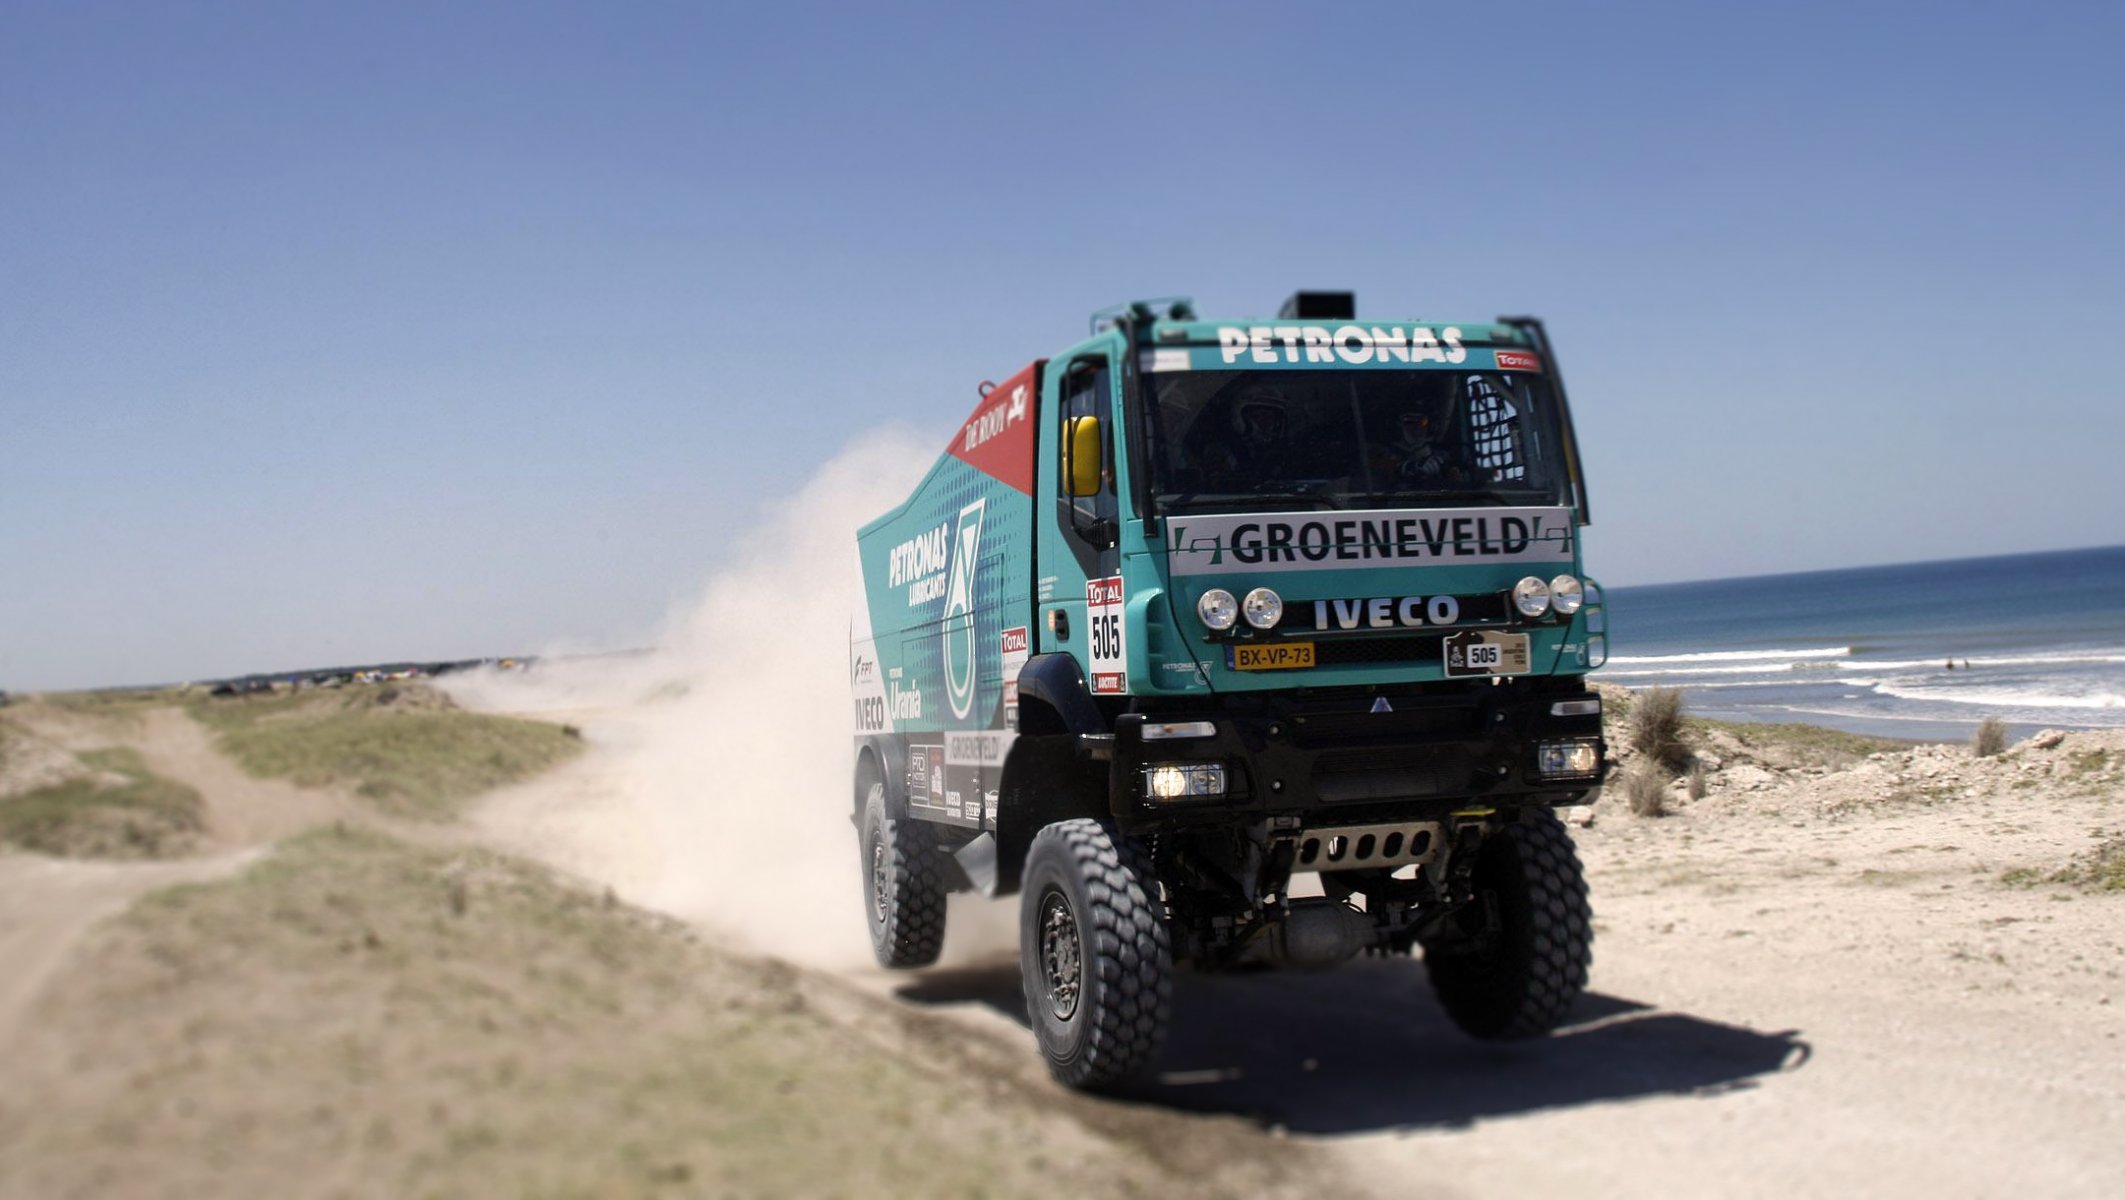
left=1256, top=480, right=1345, bottom=507
left=1344, top=489, right=1516, bottom=507
left=1159, top=490, right=1342, bottom=513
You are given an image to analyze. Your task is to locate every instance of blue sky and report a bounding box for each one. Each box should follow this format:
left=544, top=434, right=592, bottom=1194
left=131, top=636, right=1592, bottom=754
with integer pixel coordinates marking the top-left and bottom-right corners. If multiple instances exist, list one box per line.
left=4, top=1, right=2121, bottom=690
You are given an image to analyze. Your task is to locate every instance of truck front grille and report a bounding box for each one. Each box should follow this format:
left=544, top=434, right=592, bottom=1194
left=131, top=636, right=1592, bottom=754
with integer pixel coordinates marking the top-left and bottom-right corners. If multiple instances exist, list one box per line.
left=1288, top=705, right=1477, bottom=747
left=1310, top=635, right=1442, bottom=668
left=1311, top=745, right=1473, bottom=803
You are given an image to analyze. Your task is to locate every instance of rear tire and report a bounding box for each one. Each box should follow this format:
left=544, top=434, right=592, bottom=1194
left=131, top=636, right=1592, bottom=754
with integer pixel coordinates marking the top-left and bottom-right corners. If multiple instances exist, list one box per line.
left=1423, top=809, right=1593, bottom=1039
left=860, top=783, right=945, bottom=969
left=1018, top=819, right=1172, bottom=1089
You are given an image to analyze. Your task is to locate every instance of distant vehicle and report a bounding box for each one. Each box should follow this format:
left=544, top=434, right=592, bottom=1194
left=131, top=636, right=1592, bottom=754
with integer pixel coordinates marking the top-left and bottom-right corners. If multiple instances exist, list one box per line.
left=851, top=292, right=1607, bottom=1088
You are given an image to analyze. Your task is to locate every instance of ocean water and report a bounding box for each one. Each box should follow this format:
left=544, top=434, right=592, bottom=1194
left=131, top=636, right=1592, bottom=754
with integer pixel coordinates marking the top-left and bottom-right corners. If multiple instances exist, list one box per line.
left=1596, top=544, right=2125, bottom=742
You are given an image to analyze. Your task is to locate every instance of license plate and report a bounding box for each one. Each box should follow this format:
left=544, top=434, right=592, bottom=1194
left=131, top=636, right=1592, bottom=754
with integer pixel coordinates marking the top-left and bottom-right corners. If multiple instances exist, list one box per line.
left=1443, top=631, right=1531, bottom=676
left=1232, top=641, right=1316, bottom=671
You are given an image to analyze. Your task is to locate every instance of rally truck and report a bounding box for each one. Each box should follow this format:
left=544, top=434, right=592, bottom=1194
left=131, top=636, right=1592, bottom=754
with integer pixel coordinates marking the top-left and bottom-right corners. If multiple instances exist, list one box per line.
left=851, top=292, right=1607, bottom=1089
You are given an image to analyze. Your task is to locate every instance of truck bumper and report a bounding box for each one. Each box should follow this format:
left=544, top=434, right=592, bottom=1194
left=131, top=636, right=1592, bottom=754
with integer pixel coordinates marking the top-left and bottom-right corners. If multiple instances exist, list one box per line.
left=1103, top=680, right=1606, bottom=832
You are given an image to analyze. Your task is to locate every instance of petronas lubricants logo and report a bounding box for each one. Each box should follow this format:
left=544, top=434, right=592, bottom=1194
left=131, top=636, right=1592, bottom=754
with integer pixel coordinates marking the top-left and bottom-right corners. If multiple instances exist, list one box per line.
left=941, top=499, right=986, bottom=720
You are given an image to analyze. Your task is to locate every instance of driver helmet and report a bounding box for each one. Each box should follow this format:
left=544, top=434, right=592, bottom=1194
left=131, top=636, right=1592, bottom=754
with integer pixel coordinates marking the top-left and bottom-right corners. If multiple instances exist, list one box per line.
left=1232, top=384, right=1289, bottom=443
left=1397, top=410, right=1434, bottom=446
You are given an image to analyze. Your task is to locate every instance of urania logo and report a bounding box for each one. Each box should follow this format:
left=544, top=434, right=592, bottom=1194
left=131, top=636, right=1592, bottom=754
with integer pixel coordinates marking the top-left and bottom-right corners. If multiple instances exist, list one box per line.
left=941, top=499, right=985, bottom=720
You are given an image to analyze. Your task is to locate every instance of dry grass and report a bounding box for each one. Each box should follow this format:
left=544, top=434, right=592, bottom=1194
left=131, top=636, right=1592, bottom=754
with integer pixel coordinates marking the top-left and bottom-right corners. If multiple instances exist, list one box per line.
left=0, top=826, right=1305, bottom=1199
left=1622, top=760, right=1669, bottom=817
left=1626, top=686, right=1692, bottom=773
left=188, top=685, right=581, bottom=819
left=2065, top=747, right=2115, bottom=782
left=1972, top=717, right=2008, bottom=758
left=39, top=687, right=185, bottom=722
left=1690, top=717, right=1911, bottom=771
left=2003, top=831, right=2125, bottom=893
left=0, top=745, right=203, bottom=858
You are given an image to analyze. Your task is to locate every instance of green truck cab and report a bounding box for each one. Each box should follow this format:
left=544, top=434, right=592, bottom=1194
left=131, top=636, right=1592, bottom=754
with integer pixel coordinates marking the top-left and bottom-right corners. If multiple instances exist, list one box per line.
left=852, top=292, right=1607, bottom=1088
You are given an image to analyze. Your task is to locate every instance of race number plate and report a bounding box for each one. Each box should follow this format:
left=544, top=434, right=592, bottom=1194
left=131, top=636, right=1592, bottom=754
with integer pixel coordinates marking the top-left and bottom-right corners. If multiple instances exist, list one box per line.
left=1232, top=641, right=1316, bottom=671
left=1443, top=631, right=1531, bottom=676
left=1087, top=576, right=1127, bottom=693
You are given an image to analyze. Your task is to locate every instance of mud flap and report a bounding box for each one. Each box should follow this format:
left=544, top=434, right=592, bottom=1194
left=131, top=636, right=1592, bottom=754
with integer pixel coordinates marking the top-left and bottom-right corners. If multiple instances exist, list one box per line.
left=951, top=832, right=999, bottom=897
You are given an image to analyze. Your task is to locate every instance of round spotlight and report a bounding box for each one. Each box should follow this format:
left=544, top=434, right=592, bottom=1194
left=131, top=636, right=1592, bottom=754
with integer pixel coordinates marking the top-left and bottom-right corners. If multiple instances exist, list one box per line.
left=1197, top=589, right=1238, bottom=631
left=1241, top=587, right=1283, bottom=630
left=1550, top=574, right=1584, bottom=616
left=1513, top=576, right=1552, bottom=618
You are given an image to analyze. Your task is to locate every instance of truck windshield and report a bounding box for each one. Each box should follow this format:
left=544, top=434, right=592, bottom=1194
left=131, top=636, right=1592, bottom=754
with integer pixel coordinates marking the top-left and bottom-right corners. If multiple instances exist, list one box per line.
left=1142, top=369, right=1573, bottom=514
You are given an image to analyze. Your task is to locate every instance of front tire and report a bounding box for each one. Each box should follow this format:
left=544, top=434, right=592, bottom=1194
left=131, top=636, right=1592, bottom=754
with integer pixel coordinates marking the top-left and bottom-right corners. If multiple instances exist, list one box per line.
left=1422, top=809, right=1593, bottom=1039
left=1018, top=819, right=1172, bottom=1089
left=860, top=783, right=945, bottom=969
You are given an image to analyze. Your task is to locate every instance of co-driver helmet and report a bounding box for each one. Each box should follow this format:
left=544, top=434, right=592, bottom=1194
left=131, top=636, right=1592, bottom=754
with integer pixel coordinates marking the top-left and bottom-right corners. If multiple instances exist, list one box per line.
left=1232, top=384, right=1289, bottom=443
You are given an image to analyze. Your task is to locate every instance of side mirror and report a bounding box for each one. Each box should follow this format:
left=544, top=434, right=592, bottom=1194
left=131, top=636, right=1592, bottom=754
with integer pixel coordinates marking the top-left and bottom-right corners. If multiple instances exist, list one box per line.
left=1066, top=416, right=1103, bottom=498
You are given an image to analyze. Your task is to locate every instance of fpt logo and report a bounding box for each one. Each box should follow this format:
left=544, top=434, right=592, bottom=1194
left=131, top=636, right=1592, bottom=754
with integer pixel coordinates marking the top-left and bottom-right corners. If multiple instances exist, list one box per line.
left=940, top=499, right=986, bottom=721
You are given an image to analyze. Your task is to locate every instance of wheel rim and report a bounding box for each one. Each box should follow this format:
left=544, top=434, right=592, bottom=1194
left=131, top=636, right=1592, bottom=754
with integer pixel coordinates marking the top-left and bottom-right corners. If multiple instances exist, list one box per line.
left=1037, top=889, right=1082, bottom=1021
left=870, top=831, right=890, bottom=924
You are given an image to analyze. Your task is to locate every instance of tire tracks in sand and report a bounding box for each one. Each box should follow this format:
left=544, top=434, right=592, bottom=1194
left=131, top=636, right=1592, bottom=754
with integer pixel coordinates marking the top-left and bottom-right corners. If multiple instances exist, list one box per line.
left=0, top=705, right=357, bottom=1053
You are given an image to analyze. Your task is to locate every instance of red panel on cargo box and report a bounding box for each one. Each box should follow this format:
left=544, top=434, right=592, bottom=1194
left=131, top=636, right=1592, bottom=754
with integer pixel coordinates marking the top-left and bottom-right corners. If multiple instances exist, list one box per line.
left=947, top=362, right=1039, bottom=495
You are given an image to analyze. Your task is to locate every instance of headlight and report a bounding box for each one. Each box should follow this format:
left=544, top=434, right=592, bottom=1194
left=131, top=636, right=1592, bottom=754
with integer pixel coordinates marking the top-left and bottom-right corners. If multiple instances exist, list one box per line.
left=1241, top=587, right=1283, bottom=630
left=1536, top=739, right=1602, bottom=779
left=1197, top=589, right=1238, bottom=631
left=1513, top=576, right=1552, bottom=618
left=1550, top=575, right=1584, bottom=615
left=1143, top=762, right=1227, bottom=800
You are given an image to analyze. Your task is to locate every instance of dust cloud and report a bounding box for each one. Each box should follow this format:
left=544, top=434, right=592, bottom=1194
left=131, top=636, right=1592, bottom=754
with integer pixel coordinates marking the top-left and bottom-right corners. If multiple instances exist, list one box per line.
left=444, top=429, right=1017, bottom=970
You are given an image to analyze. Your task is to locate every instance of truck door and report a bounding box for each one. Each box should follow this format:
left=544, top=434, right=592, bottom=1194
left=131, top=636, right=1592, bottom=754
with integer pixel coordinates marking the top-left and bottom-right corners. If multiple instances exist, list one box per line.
left=1037, top=354, right=1120, bottom=673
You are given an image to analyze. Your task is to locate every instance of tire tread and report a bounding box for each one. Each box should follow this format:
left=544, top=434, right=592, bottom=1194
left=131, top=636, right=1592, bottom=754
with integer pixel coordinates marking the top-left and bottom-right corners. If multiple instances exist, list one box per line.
left=1425, top=809, right=1593, bottom=1039
left=1022, top=818, right=1172, bottom=1088
left=864, top=787, right=946, bottom=969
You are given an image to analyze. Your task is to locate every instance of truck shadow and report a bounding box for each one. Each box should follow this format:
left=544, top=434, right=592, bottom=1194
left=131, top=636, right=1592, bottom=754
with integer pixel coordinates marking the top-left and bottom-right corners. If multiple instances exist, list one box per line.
left=896, top=958, right=1810, bottom=1135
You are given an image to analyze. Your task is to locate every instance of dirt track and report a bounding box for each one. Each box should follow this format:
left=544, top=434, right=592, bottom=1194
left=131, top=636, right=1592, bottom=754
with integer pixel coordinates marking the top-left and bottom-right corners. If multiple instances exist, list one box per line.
left=0, top=703, right=341, bottom=1050
left=469, top=702, right=2125, bottom=1199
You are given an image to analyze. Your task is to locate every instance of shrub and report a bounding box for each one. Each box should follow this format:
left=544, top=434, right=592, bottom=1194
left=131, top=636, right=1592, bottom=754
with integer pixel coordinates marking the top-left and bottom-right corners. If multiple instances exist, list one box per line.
left=1622, top=760, right=1668, bottom=818
left=1628, top=686, right=1691, bottom=772
left=1972, top=716, right=2008, bottom=758
left=1686, top=761, right=1709, bottom=801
